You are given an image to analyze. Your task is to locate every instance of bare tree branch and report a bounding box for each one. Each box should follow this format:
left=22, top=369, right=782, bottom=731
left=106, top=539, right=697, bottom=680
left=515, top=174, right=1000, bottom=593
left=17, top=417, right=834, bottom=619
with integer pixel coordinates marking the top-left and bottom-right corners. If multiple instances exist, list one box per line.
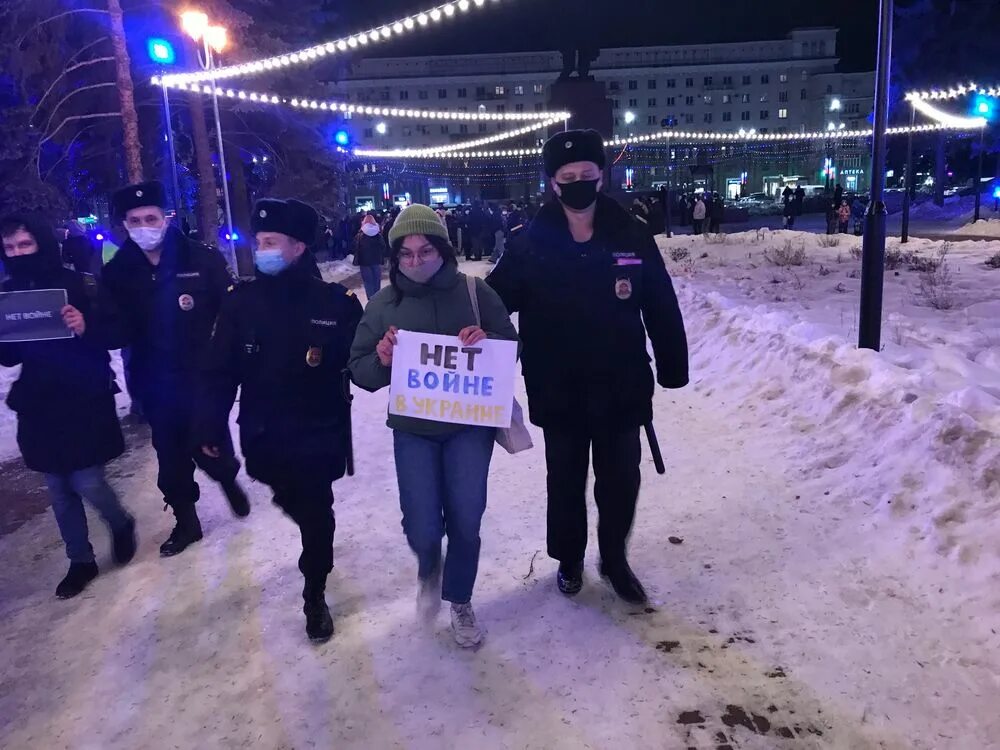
left=40, top=123, right=104, bottom=181
left=43, top=83, right=118, bottom=136
left=32, top=57, right=114, bottom=123
left=17, top=9, right=110, bottom=48
left=41, top=112, right=121, bottom=146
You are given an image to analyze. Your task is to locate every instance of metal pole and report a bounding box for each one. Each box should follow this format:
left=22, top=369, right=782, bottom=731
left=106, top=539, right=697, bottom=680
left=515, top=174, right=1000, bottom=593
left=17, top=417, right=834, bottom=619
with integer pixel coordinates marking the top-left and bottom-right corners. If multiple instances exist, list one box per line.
left=161, top=81, right=184, bottom=226
left=206, top=42, right=236, bottom=267
left=901, top=104, right=915, bottom=243
left=859, top=0, right=892, bottom=352
left=664, top=134, right=673, bottom=238
left=974, top=126, right=985, bottom=223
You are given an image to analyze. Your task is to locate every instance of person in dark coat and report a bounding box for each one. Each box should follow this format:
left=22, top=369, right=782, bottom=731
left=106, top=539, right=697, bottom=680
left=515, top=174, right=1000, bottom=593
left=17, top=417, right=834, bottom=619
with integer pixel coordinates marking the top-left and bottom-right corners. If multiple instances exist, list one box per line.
left=487, top=129, right=689, bottom=605
left=793, top=185, right=806, bottom=217
left=102, top=181, right=249, bottom=558
left=354, top=214, right=387, bottom=300
left=196, top=198, right=363, bottom=643
left=62, top=222, right=101, bottom=277
left=782, top=185, right=795, bottom=229
left=0, top=213, right=136, bottom=599
left=709, top=192, right=725, bottom=233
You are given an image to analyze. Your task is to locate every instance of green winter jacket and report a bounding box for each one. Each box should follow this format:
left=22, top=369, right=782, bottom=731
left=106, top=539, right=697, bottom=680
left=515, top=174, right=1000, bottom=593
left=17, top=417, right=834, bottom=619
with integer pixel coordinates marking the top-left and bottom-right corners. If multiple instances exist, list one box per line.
left=349, top=262, right=519, bottom=436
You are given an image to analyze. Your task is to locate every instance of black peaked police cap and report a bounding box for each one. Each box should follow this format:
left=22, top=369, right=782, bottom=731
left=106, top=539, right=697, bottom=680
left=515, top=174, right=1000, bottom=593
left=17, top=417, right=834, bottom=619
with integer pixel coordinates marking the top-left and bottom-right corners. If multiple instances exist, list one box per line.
left=111, top=181, right=167, bottom=219
left=251, top=198, right=319, bottom=245
left=543, top=129, right=607, bottom=177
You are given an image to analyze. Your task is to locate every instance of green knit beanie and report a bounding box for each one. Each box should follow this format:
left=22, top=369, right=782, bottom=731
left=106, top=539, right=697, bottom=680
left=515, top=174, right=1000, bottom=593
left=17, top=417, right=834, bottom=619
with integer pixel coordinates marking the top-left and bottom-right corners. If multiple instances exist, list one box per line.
left=388, top=203, right=450, bottom=245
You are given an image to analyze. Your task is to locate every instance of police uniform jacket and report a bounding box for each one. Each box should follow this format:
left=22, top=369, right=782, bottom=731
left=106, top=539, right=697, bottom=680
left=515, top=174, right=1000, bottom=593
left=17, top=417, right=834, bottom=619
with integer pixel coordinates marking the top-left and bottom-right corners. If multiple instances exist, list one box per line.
left=102, top=226, right=233, bottom=399
left=197, top=257, right=363, bottom=484
left=486, top=193, right=688, bottom=431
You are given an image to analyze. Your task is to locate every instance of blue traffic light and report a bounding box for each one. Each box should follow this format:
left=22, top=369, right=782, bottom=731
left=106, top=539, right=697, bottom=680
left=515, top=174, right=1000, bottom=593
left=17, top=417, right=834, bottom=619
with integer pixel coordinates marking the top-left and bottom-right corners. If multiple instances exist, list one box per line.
left=334, top=130, right=350, bottom=147
left=147, top=38, right=176, bottom=65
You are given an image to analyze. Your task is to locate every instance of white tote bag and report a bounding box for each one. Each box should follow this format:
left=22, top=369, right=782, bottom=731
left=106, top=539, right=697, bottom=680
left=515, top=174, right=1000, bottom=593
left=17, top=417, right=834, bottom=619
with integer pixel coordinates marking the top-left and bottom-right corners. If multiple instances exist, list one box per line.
left=466, top=275, right=533, bottom=454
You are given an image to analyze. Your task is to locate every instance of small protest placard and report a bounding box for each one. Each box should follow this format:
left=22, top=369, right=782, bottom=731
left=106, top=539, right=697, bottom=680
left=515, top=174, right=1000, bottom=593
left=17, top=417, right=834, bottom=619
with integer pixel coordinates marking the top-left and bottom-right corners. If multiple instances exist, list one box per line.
left=389, top=330, right=518, bottom=428
left=0, top=289, right=71, bottom=343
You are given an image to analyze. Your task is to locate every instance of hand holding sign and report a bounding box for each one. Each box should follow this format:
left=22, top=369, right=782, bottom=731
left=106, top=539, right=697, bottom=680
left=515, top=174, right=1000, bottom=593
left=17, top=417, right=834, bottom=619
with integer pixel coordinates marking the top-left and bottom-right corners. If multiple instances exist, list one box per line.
left=61, top=305, right=85, bottom=336
left=377, top=325, right=399, bottom=367
left=389, top=330, right=518, bottom=429
left=457, top=326, right=487, bottom=346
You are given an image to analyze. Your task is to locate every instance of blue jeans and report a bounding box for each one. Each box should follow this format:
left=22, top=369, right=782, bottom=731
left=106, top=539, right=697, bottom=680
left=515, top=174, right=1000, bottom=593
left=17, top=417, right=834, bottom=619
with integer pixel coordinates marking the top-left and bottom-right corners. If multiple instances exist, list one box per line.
left=393, top=427, right=496, bottom=603
left=44, top=466, right=131, bottom=564
left=360, top=265, right=382, bottom=300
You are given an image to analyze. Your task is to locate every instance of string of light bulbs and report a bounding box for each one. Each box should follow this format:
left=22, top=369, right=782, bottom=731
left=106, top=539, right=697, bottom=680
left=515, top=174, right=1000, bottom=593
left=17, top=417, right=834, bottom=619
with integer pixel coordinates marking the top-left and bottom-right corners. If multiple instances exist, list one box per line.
left=905, top=82, right=1000, bottom=101
left=352, top=118, right=560, bottom=157
left=356, top=121, right=975, bottom=161
left=153, top=77, right=569, bottom=123
left=159, top=0, right=503, bottom=87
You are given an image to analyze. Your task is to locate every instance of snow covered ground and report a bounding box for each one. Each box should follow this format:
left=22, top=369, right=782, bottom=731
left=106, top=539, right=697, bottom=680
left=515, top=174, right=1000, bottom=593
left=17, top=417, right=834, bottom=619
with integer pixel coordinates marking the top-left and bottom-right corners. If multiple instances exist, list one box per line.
left=960, top=219, right=1000, bottom=238
left=1, top=250, right=999, bottom=749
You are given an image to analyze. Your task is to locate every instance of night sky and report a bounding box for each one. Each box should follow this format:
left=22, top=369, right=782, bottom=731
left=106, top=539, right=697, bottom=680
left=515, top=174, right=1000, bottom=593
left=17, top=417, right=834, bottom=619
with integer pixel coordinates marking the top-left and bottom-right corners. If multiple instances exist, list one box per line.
left=331, top=0, right=880, bottom=72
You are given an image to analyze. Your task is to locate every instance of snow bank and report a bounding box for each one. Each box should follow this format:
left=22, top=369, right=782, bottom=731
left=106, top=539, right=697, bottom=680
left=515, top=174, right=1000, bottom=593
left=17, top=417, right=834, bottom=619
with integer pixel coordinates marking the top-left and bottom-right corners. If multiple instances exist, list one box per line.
left=960, top=218, right=1000, bottom=238
left=660, top=230, right=1000, bottom=589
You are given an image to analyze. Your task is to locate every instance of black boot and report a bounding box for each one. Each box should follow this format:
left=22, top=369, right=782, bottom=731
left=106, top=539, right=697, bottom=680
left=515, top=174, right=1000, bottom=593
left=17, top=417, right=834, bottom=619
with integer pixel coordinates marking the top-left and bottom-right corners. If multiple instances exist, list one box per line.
left=599, top=560, right=648, bottom=605
left=112, top=514, right=138, bottom=565
left=557, top=560, right=584, bottom=596
left=159, top=504, right=203, bottom=557
left=56, top=561, right=99, bottom=599
left=222, top=481, right=250, bottom=518
left=303, top=580, right=334, bottom=643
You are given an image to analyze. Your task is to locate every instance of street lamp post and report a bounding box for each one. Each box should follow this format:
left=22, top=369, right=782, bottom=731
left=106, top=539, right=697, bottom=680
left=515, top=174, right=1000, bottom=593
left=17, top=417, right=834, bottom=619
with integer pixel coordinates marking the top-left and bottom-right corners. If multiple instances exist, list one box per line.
left=182, top=12, right=236, bottom=268
left=901, top=103, right=916, bottom=243
left=858, top=0, right=893, bottom=352
left=974, top=125, right=986, bottom=223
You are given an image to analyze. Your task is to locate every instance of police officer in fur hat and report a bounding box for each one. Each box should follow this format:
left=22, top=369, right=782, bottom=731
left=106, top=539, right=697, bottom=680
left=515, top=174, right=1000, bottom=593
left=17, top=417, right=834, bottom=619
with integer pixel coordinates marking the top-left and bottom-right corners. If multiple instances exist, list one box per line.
left=487, top=130, right=689, bottom=605
left=103, top=181, right=250, bottom=557
left=196, top=198, right=362, bottom=643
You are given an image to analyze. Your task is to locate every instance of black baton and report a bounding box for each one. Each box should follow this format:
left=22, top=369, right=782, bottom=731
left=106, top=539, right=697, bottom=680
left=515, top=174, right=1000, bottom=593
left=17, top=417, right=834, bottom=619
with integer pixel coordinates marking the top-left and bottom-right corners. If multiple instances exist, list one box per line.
left=341, top=369, right=355, bottom=477
left=644, top=422, right=666, bottom=475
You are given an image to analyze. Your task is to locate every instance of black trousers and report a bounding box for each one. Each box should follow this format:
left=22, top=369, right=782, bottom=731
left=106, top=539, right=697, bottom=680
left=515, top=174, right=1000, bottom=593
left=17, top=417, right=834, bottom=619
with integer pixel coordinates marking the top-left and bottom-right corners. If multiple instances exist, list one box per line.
left=145, top=394, right=239, bottom=509
left=543, top=426, right=641, bottom=567
left=270, top=475, right=336, bottom=587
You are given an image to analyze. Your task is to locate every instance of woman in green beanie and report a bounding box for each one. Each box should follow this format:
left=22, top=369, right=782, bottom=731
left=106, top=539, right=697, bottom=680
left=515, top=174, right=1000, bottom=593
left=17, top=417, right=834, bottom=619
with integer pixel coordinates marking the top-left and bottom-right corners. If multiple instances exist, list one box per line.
left=349, top=203, right=518, bottom=648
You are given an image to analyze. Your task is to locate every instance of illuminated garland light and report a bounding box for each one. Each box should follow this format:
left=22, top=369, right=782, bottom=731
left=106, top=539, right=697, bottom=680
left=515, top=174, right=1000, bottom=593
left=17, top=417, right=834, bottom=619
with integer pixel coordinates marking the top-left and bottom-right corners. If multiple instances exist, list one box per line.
left=909, top=98, right=987, bottom=129
left=360, top=122, right=977, bottom=161
left=353, top=118, right=561, bottom=158
left=905, top=82, right=1000, bottom=101
left=152, top=77, right=569, bottom=123
left=159, top=0, right=501, bottom=87
left=605, top=121, right=978, bottom=148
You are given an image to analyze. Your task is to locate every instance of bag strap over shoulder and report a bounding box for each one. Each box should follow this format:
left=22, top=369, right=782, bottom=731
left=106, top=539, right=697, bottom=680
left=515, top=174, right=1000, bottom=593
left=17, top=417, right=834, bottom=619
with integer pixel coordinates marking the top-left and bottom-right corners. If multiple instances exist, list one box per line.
left=465, top=274, right=481, bottom=328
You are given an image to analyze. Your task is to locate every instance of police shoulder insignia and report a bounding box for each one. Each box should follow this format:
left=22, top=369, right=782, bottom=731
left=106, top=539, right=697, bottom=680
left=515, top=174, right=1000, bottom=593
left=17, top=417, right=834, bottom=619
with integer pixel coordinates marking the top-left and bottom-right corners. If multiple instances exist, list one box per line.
left=306, top=346, right=322, bottom=367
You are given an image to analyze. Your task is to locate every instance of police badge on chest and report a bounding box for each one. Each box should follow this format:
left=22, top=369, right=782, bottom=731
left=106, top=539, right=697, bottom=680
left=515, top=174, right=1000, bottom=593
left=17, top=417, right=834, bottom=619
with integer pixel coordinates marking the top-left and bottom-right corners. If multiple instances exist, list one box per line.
left=614, top=277, right=633, bottom=300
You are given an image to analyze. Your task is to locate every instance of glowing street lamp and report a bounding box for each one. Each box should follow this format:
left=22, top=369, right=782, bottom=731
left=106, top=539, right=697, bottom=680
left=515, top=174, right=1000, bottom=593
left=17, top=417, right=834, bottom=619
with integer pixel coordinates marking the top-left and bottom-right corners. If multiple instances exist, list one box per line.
left=180, top=9, right=238, bottom=271
left=830, top=97, right=842, bottom=111
left=376, top=122, right=388, bottom=135
left=624, top=110, right=636, bottom=125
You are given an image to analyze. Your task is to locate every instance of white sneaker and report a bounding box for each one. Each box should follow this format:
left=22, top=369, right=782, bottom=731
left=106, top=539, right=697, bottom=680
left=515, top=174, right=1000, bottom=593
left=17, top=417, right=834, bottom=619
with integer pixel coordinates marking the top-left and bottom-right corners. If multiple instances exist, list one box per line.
left=417, top=568, right=442, bottom=624
left=450, top=602, right=484, bottom=648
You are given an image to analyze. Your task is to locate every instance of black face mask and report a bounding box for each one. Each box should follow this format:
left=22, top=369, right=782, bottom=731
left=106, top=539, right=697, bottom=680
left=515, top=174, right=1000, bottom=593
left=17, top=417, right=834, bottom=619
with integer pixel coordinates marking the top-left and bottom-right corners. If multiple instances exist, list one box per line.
left=4, top=252, right=49, bottom=280
left=556, top=179, right=600, bottom=211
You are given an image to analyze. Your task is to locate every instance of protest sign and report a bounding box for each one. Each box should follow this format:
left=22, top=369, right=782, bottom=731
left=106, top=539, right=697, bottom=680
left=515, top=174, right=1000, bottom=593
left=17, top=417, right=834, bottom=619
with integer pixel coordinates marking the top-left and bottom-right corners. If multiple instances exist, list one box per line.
left=0, top=289, right=71, bottom=343
left=389, top=330, right=518, bottom=428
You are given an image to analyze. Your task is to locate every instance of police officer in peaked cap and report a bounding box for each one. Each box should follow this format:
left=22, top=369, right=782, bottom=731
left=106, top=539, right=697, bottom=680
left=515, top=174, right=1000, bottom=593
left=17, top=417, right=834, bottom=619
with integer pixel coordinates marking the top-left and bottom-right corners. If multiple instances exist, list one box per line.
left=103, top=181, right=250, bottom=558
left=487, top=130, right=689, bottom=605
left=196, top=198, right=362, bottom=643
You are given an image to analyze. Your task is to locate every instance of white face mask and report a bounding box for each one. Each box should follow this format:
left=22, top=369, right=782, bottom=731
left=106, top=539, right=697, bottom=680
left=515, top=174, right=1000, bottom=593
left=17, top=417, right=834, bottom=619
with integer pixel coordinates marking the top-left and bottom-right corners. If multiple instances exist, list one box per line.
left=361, top=223, right=380, bottom=237
left=128, top=224, right=167, bottom=252
left=398, top=256, right=444, bottom=285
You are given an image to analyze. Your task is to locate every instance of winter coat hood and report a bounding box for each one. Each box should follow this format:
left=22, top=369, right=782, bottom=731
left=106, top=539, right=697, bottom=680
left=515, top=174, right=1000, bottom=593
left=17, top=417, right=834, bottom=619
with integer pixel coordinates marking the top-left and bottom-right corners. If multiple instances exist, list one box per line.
left=0, top=213, right=65, bottom=282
